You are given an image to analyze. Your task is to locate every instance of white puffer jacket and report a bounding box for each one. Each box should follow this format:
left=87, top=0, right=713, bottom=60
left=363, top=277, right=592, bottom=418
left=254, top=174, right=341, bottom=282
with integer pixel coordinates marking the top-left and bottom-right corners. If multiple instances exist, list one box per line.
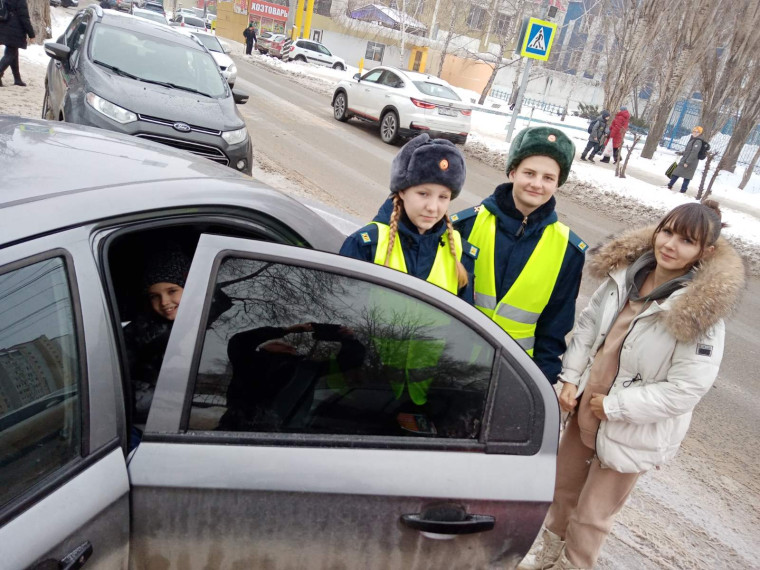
left=559, top=227, right=745, bottom=473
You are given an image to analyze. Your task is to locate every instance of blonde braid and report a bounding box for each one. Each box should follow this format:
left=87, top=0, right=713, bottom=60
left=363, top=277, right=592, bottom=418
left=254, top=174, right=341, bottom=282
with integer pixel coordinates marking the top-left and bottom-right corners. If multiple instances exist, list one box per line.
left=384, top=194, right=403, bottom=267
left=445, top=214, right=469, bottom=288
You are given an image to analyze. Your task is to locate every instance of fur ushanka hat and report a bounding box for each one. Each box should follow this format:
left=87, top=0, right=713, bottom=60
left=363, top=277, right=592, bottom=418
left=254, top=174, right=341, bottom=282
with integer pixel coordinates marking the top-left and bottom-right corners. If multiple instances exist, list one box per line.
left=390, top=134, right=466, bottom=198
left=506, top=126, right=576, bottom=187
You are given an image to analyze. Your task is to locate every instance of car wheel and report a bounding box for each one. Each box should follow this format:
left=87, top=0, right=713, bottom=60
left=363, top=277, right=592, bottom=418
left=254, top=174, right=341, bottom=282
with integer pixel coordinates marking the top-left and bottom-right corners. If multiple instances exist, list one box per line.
left=295, top=55, right=307, bottom=63
left=332, top=62, right=344, bottom=71
left=333, top=92, right=349, bottom=122
left=41, top=89, right=55, bottom=121
left=380, top=110, right=400, bottom=144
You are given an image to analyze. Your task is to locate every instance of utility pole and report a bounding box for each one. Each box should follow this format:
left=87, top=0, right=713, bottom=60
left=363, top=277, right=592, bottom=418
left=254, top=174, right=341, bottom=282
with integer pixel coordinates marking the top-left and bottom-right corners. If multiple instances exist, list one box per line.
left=505, top=0, right=553, bottom=143
left=428, top=0, right=440, bottom=39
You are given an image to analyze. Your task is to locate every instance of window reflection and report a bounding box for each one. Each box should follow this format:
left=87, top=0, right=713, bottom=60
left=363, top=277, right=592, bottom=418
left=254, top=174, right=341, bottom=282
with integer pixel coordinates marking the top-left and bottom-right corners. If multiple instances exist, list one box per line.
left=189, top=258, right=494, bottom=439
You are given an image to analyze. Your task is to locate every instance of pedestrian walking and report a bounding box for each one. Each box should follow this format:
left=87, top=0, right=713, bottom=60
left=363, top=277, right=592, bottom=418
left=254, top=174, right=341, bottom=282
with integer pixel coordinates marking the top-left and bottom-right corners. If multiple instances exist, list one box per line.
left=667, top=126, right=707, bottom=193
left=453, top=126, right=587, bottom=384
left=243, top=22, right=257, bottom=55
left=340, top=133, right=476, bottom=302
left=579, top=110, right=610, bottom=163
left=519, top=200, right=745, bottom=570
left=600, top=106, right=629, bottom=164
left=0, top=0, right=36, bottom=87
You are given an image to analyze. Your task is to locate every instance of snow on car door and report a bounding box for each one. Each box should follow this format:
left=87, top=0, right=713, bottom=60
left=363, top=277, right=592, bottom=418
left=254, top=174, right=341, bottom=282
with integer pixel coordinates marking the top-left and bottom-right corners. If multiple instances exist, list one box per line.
left=127, top=234, right=559, bottom=569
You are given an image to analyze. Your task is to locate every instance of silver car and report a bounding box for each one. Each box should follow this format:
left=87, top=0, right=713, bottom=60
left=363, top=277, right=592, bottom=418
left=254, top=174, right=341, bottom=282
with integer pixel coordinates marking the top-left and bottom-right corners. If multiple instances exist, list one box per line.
left=0, top=117, right=558, bottom=570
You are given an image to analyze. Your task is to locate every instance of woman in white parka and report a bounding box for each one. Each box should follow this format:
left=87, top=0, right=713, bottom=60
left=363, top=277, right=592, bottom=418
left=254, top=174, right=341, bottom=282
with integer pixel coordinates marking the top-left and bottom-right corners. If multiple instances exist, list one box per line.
left=521, top=201, right=745, bottom=570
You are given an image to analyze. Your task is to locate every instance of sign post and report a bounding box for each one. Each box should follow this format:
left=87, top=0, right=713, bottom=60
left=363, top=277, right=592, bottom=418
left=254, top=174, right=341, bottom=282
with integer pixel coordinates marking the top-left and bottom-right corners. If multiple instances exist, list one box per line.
left=505, top=14, right=557, bottom=143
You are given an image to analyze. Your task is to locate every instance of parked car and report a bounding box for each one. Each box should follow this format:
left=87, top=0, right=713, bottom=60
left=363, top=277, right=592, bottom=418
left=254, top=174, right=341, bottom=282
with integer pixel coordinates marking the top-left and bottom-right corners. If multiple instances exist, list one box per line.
left=169, top=13, right=206, bottom=32
left=180, top=29, right=237, bottom=87
left=256, top=30, right=286, bottom=55
left=114, top=0, right=132, bottom=12
left=42, top=5, right=252, bottom=174
left=142, top=0, right=165, bottom=14
left=282, top=38, right=346, bottom=70
left=130, top=6, right=169, bottom=25
left=332, top=66, right=472, bottom=145
left=0, top=115, right=557, bottom=570
left=61, top=0, right=79, bottom=7
left=265, top=34, right=289, bottom=59
left=50, top=0, right=62, bottom=7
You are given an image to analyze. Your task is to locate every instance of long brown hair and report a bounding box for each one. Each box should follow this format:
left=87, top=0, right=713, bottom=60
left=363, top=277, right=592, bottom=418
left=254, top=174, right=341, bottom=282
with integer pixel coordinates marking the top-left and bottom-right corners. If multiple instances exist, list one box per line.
left=384, top=194, right=469, bottom=288
left=652, top=200, right=724, bottom=256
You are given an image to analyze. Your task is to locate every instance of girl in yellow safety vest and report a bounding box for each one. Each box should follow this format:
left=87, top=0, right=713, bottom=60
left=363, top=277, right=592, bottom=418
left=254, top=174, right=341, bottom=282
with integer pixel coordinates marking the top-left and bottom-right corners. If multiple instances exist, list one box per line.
left=339, top=133, right=478, bottom=302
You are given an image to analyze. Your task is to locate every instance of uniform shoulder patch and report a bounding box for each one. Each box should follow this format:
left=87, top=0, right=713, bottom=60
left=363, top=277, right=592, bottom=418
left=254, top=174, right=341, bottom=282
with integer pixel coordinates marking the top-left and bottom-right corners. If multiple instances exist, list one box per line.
left=356, top=224, right=378, bottom=246
left=568, top=230, right=588, bottom=254
left=696, top=344, right=713, bottom=357
left=450, top=206, right=481, bottom=225
left=462, top=240, right=479, bottom=260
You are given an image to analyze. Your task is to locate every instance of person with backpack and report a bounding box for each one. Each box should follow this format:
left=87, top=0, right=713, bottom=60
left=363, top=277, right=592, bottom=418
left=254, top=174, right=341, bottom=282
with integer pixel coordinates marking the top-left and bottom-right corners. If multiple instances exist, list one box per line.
left=243, top=22, right=257, bottom=56
left=579, top=110, right=610, bottom=163
left=667, top=126, right=709, bottom=194
left=0, top=0, right=35, bottom=87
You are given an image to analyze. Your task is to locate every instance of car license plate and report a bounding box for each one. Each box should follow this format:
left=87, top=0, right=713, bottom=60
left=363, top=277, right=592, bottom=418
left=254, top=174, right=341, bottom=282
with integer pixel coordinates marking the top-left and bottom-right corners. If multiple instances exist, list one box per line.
left=438, top=107, right=458, bottom=117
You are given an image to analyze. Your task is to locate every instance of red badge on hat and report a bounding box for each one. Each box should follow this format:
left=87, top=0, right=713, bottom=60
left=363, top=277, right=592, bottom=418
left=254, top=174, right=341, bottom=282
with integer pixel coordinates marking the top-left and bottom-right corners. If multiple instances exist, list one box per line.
left=548, top=134, right=557, bottom=142
left=439, top=158, right=449, bottom=170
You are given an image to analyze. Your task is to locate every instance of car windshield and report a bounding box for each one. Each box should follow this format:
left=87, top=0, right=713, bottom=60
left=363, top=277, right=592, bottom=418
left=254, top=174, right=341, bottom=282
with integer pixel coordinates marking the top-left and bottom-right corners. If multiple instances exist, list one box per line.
left=412, top=81, right=461, bottom=101
left=90, top=24, right=226, bottom=98
left=184, top=16, right=205, bottom=27
left=192, top=33, right=223, bottom=52
left=133, top=10, right=165, bottom=24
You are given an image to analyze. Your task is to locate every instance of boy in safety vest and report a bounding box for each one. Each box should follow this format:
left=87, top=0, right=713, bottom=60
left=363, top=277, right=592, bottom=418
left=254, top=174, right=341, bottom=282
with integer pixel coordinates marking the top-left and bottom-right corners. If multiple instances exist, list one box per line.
left=453, top=126, right=586, bottom=384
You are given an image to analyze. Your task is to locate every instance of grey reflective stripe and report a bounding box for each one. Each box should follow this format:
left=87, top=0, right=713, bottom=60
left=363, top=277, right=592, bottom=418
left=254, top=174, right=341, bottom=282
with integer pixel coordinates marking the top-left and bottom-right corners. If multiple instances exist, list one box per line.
left=496, top=303, right=541, bottom=325
left=475, top=293, right=498, bottom=310
left=515, top=336, right=535, bottom=351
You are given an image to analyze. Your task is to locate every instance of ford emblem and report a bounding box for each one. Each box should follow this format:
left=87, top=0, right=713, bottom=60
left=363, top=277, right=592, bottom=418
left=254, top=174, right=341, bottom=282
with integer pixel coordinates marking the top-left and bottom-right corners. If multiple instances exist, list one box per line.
left=173, top=122, right=191, bottom=133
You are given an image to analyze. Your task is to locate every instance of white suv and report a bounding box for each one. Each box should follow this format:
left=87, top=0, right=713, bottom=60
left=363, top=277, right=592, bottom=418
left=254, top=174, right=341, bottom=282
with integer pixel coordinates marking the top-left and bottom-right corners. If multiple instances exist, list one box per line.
left=331, top=66, right=471, bottom=144
left=283, top=38, right=346, bottom=70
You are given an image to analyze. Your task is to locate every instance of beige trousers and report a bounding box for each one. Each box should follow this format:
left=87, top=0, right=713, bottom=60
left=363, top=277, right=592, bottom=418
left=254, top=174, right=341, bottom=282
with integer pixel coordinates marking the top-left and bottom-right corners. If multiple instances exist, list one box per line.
left=544, top=413, right=640, bottom=568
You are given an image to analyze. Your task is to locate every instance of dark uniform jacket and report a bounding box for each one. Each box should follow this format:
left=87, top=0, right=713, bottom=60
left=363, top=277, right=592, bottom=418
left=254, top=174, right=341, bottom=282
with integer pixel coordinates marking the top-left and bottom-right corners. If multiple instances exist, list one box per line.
left=452, top=183, right=586, bottom=383
left=340, top=197, right=477, bottom=304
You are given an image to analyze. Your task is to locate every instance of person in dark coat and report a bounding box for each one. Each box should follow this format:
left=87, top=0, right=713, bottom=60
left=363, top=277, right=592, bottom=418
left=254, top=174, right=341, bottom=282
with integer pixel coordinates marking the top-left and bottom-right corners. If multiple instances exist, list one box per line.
left=580, top=110, right=610, bottom=163
left=0, top=0, right=36, bottom=87
left=453, top=127, right=587, bottom=384
left=667, top=126, right=706, bottom=193
left=243, top=22, right=257, bottom=55
left=600, top=107, right=630, bottom=164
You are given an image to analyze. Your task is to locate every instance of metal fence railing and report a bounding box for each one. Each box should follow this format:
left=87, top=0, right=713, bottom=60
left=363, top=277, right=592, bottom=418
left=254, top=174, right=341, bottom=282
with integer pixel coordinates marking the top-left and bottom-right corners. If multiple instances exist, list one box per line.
left=489, top=88, right=566, bottom=116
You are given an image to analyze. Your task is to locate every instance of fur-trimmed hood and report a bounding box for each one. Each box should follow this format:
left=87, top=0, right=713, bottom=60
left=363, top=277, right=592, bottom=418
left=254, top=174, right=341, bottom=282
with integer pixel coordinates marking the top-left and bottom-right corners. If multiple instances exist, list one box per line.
left=587, top=226, right=746, bottom=342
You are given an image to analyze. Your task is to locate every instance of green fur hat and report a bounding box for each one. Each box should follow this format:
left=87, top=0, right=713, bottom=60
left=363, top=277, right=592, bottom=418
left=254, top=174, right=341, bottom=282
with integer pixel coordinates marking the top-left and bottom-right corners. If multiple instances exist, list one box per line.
left=506, top=126, right=575, bottom=187
left=390, top=134, right=466, bottom=198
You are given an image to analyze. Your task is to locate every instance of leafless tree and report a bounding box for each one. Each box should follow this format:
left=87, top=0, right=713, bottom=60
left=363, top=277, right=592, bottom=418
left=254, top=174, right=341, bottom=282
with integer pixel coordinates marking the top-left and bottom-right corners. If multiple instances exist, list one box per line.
left=695, top=151, right=719, bottom=200
left=27, top=0, right=52, bottom=43
left=740, top=146, right=760, bottom=190
left=639, top=1, right=719, bottom=159
left=615, top=133, right=641, bottom=178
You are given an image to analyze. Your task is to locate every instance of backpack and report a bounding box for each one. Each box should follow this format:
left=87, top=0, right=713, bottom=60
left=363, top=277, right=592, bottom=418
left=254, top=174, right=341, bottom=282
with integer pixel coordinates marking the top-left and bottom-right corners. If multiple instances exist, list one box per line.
left=587, top=120, right=595, bottom=134
left=698, top=140, right=710, bottom=160
left=0, top=0, right=10, bottom=23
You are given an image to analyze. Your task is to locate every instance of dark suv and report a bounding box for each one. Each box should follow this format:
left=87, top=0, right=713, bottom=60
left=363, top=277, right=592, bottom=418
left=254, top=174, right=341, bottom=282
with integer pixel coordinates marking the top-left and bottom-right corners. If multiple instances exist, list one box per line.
left=42, top=6, right=252, bottom=174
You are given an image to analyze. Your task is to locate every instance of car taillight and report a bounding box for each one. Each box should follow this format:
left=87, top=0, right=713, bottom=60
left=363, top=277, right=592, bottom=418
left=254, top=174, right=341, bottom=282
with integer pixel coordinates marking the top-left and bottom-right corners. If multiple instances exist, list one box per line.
left=181, top=21, right=185, bottom=26
left=410, top=98, right=436, bottom=109
left=461, top=109, right=472, bottom=116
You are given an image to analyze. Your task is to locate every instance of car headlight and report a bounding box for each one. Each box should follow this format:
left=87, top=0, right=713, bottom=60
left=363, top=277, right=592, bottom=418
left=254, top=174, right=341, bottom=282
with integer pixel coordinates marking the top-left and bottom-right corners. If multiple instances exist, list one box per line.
left=86, top=92, right=137, bottom=124
left=227, top=63, right=237, bottom=74
left=222, top=127, right=247, bottom=145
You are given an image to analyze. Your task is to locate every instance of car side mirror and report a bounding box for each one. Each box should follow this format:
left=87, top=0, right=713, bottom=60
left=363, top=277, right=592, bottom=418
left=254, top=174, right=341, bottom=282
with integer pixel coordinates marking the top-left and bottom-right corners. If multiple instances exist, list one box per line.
left=44, top=42, right=71, bottom=61
left=232, top=90, right=249, bottom=105
left=353, top=73, right=361, bottom=81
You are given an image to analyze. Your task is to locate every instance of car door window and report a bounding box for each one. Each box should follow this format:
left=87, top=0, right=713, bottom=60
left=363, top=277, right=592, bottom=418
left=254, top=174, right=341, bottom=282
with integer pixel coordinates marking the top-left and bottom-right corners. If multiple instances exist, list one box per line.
left=65, top=13, right=90, bottom=67
left=186, top=256, right=495, bottom=439
left=317, top=44, right=331, bottom=56
left=380, top=71, right=403, bottom=88
left=0, top=257, right=82, bottom=509
left=361, top=69, right=383, bottom=83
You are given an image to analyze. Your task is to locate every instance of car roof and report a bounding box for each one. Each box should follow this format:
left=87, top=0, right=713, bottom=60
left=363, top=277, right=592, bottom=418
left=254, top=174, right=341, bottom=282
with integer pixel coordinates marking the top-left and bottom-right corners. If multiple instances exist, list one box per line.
left=100, top=10, right=200, bottom=48
left=0, top=117, right=342, bottom=249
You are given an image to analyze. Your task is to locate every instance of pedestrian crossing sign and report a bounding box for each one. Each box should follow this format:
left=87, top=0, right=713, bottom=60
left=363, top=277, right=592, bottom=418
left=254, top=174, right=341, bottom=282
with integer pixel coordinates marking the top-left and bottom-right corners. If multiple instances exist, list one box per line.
left=521, top=17, right=557, bottom=61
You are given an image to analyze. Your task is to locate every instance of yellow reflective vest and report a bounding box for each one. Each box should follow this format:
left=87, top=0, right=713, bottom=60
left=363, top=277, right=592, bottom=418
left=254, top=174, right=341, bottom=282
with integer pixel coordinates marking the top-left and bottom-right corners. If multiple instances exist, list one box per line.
left=467, top=207, right=569, bottom=356
left=371, top=221, right=463, bottom=294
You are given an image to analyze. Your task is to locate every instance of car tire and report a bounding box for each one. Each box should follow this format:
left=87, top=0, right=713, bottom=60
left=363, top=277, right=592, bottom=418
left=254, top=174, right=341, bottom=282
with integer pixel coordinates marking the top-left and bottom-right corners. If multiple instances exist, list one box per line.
left=380, top=110, right=400, bottom=144
left=333, top=92, right=349, bottom=122
left=42, top=88, right=55, bottom=121
left=294, top=55, right=307, bottom=63
left=332, top=62, right=344, bottom=71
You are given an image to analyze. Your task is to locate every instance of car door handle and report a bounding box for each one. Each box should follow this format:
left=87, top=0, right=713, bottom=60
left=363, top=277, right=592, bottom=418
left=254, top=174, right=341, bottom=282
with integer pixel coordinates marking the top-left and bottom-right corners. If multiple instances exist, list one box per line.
left=364, top=88, right=370, bottom=92
left=30, top=540, right=93, bottom=570
left=400, top=504, right=495, bottom=536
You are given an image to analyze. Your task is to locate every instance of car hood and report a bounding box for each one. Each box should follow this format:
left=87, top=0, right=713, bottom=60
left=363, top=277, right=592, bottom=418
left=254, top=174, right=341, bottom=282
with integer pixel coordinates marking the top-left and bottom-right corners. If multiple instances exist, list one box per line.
left=210, top=51, right=234, bottom=69
left=86, top=62, right=243, bottom=131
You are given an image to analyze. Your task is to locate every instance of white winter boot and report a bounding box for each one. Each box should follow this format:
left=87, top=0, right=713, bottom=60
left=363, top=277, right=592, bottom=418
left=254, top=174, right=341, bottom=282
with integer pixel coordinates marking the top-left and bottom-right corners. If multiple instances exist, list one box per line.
left=517, top=528, right=566, bottom=570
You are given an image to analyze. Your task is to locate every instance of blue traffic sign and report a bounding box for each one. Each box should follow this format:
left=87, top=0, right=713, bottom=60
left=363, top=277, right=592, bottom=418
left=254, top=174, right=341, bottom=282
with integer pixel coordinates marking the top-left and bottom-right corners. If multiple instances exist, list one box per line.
left=520, top=18, right=557, bottom=61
